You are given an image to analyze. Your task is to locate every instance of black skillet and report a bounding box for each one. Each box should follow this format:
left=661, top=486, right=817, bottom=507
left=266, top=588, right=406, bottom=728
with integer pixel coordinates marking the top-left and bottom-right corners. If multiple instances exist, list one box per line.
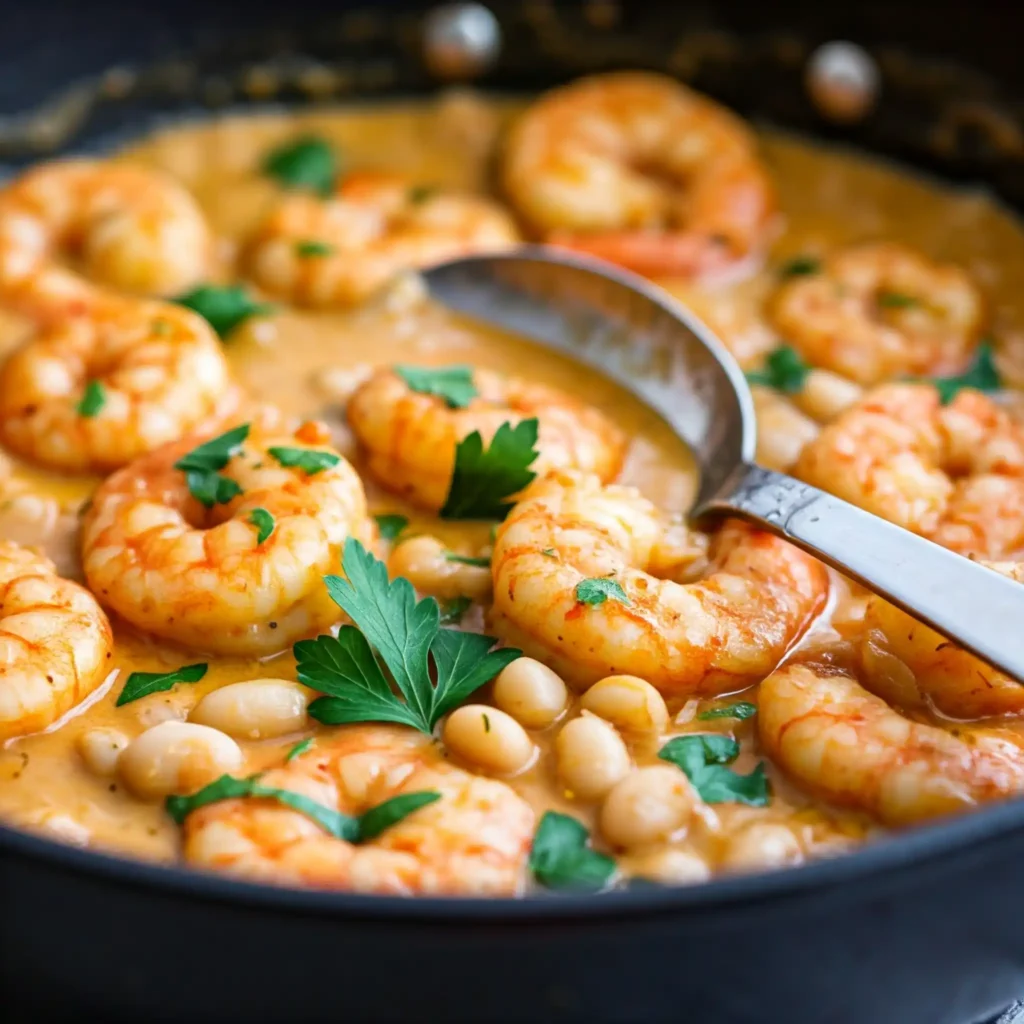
left=4, top=2, right=1024, bottom=1021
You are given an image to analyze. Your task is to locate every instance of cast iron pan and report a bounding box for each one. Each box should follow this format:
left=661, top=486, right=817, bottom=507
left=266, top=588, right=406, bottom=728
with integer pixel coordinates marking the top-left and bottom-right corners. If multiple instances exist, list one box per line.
left=4, top=3, right=1024, bottom=1021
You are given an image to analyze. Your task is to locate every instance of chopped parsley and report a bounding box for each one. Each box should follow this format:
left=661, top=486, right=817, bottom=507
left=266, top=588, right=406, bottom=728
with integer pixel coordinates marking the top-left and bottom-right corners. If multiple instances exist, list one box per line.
left=877, top=291, right=919, bottom=309
left=929, top=342, right=1001, bottom=405
left=445, top=552, right=490, bottom=568
left=268, top=446, right=341, bottom=475
left=248, top=508, right=275, bottom=545
left=779, top=256, right=821, bottom=278
left=574, top=577, right=629, bottom=607
left=262, top=136, right=339, bottom=197
left=174, top=424, right=249, bottom=508
left=295, top=240, right=335, bottom=258
left=529, top=811, right=616, bottom=891
left=439, top=596, right=472, bottom=625
left=540, top=548, right=557, bottom=559
left=374, top=513, right=409, bottom=542
left=285, top=737, right=315, bottom=762
left=744, top=345, right=810, bottom=394
left=77, top=380, right=106, bottom=418
left=658, top=735, right=770, bottom=806
left=697, top=701, right=758, bottom=722
left=407, top=184, right=437, bottom=204
left=175, top=284, right=273, bottom=339
left=440, top=419, right=539, bottom=520
left=394, top=364, right=478, bottom=409
left=296, top=538, right=521, bottom=734
left=116, top=663, right=207, bottom=707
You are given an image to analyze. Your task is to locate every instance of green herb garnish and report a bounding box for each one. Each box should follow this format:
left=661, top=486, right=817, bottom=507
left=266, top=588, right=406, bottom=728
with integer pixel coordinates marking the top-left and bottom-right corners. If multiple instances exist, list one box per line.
left=268, top=446, right=341, bottom=475
left=394, top=364, right=478, bottom=409
left=574, top=577, right=629, bottom=607
left=697, top=701, right=758, bottom=722
left=780, top=256, right=821, bottom=278
left=744, top=345, right=810, bottom=394
left=440, top=419, right=539, bottom=520
left=262, top=136, right=339, bottom=197
left=248, top=508, right=275, bottom=544
left=297, top=538, right=521, bottom=734
left=529, top=811, right=616, bottom=891
left=930, top=342, right=1001, bottom=405
left=439, top=596, right=472, bottom=625
left=540, top=548, right=557, bottom=558
left=877, top=291, right=919, bottom=309
left=285, top=737, right=315, bottom=762
left=658, top=735, right=770, bottom=806
left=445, top=552, right=490, bottom=568
left=77, top=380, right=106, bottom=418
left=295, top=240, right=335, bottom=258
left=407, top=185, right=437, bottom=205
left=176, top=284, right=272, bottom=339
left=116, top=663, right=207, bottom=707
left=374, top=513, right=409, bottom=542
left=174, top=424, right=249, bottom=508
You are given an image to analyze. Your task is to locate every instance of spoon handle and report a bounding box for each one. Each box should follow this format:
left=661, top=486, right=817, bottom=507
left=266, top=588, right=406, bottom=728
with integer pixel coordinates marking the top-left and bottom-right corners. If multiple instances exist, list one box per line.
left=697, top=463, right=1024, bottom=682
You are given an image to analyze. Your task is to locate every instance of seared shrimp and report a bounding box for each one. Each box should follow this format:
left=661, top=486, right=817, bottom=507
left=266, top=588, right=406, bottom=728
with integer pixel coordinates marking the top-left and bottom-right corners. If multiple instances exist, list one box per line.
left=862, top=563, right=1024, bottom=720
left=796, top=383, right=1024, bottom=558
left=247, top=171, right=518, bottom=307
left=0, top=159, right=211, bottom=319
left=759, top=662, right=1024, bottom=826
left=769, top=243, right=985, bottom=385
left=0, top=540, right=113, bottom=740
left=490, top=471, right=828, bottom=693
left=184, top=725, right=534, bottom=895
left=0, top=300, right=239, bottom=473
left=346, top=367, right=626, bottom=511
left=81, top=422, right=372, bottom=655
left=502, top=72, right=776, bottom=277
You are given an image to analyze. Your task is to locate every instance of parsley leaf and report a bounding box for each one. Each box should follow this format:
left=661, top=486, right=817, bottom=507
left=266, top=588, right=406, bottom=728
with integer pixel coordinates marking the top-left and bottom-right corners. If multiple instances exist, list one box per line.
left=295, top=240, right=335, bottom=258
left=445, top=552, right=490, bottom=568
left=394, top=364, right=478, bottom=409
left=930, top=342, right=1001, bottom=405
left=744, top=346, right=810, bottom=394
left=116, top=663, right=207, bottom=707
left=407, top=184, right=437, bottom=205
left=357, top=791, right=441, bottom=841
left=174, top=424, right=249, bottom=509
left=658, top=735, right=770, bottom=806
left=780, top=256, right=821, bottom=278
left=268, top=446, right=341, bottom=475
left=176, top=284, right=273, bottom=339
left=77, top=380, right=106, bottom=418
left=248, top=508, right=275, bottom=544
left=439, top=596, right=472, bottom=625
left=183, top=472, right=243, bottom=508
left=262, top=136, right=339, bottom=197
left=697, top=701, right=758, bottom=721
left=877, top=291, right=919, bottom=309
left=574, top=577, right=629, bottom=607
left=300, top=538, right=520, bottom=733
left=285, top=738, right=314, bottom=762
left=374, top=513, right=409, bottom=542
left=440, top=419, right=539, bottom=520
left=529, top=812, right=616, bottom=891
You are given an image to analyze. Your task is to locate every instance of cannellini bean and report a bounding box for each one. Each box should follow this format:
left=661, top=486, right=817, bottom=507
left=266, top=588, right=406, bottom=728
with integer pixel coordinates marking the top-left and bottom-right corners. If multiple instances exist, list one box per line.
left=118, top=721, right=243, bottom=800
left=190, top=679, right=310, bottom=739
left=77, top=727, right=130, bottom=777
left=388, top=535, right=491, bottom=601
left=555, top=714, right=631, bottom=801
left=580, top=675, right=669, bottom=734
left=599, top=766, right=696, bottom=848
left=492, top=658, right=568, bottom=729
left=752, top=387, right=819, bottom=471
left=443, top=704, right=536, bottom=775
left=720, top=822, right=803, bottom=872
left=795, top=367, right=863, bottom=423
left=625, top=847, right=712, bottom=886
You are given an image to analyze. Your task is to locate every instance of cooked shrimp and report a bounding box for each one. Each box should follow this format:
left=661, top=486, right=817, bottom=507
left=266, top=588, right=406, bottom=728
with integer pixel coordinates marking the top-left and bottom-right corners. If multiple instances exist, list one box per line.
left=502, top=72, right=776, bottom=277
left=247, top=171, right=519, bottom=307
left=184, top=724, right=534, bottom=895
left=0, top=299, right=239, bottom=473
left=0, top=540, right=113, bottom=740
left=759, top=662, right=1024, bottom=826
left=796, top=383, right=1024, bottom=558
left=81, top=421, right=372, bottom=655
left=769, top=243, right=985, bottom=385
left=0, top=159, right=211, bottom=319
left=862, top=563, right=1024, bottom=719
left=346, top=367, right=626, bottom=511
left=490, top=471, right=828, bottom=693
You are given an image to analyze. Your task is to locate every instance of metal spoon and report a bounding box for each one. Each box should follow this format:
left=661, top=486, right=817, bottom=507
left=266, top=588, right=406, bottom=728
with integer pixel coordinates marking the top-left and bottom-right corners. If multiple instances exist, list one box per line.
left=423, top=246, right=1024, bottom=681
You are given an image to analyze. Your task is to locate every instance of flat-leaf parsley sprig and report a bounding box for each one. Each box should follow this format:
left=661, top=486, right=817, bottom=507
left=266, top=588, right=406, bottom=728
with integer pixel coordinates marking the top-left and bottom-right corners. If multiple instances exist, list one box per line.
left=174, top=424, right=250, bottom=508
left=296, top=538, right=522, bottom=734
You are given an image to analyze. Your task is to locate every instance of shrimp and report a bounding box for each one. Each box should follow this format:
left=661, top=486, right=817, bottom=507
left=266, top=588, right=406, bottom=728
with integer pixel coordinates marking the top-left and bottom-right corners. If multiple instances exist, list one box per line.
left=184, top=724, right=534, bottom=895
left=0, top=299, right=240, bottom=473
left=489, top=471, right=828, bottom=693
left=0, top=159, right=211, bottom=320
left=81, top=421, right=372, bottom=655
left=862, top=563, right=1024, bottom=719
left=501, top=72, right=776, bottom=277
left=0, top=540, right=113, bottom=740
left=759, top=662, right=1024, bottom=826
left=795, top=383, right=1024, bottom=558
left=246, top=171, right=519, bottom=308
left=346, top=366, right=626, bottom=511
left=769, top=243, right=985, bottom=385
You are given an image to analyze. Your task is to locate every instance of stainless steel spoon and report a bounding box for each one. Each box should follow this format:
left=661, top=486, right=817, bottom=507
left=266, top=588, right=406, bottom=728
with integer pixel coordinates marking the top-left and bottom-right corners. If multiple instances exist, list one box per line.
left=423, top=246, right=1024, bottom=682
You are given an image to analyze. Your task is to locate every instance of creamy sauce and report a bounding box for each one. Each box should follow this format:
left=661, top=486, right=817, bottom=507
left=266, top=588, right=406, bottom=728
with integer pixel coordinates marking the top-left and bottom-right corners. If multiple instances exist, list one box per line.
left=2, top=94, right=1024, bottom=885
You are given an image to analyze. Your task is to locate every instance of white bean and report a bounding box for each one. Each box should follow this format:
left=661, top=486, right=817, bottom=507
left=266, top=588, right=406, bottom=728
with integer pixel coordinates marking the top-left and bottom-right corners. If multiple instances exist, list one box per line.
left=443, top=704, right=535, bottom=775
left=118, top=721, right=243, bottom=800
left=599, top=766, right=696, bottom=848
left=752, top=387, right=819, bottom=471
left=720, top=822, right=803, bottom=872
left=555, top=714, right=631, bottom=801
left=624, top=847, right=712, bottom=886
left=795, top=368, right=863, bottom=422
left=492, top=658, right=568, bottom=729
left=190, top=679, right=310, bottom=739
left=388, top=535, right=491, bottom=601
left=580, top=675, right=669, bottom=734
left=77, top=727, right=129, bottom=777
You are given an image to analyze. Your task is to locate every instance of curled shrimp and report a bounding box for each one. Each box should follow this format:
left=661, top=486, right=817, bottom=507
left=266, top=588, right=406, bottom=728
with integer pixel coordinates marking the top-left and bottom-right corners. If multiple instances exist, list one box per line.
left=0, top=159, right=211, bottom=319
left=502, top=72, right=776, bottom=277
left=862, top=563, right=1024, bottom=720
left=184, top=725, right=534, bottom=895
left=759, top=661, right=1024, bottom=826
left=489, top=471, right=828, bottom=693
left=0, top=540, right=113, bottom=740
left=769, top=243, right=985, bottom=385
left=346, top=366, right=626, bottom=511
left=247, top=171, right=519, bottom=308
left=0, top=300, right=240, bottom=473
left=81, top=421, right=372, bottom=655
left=795, top=383, right=1024, bottom=558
